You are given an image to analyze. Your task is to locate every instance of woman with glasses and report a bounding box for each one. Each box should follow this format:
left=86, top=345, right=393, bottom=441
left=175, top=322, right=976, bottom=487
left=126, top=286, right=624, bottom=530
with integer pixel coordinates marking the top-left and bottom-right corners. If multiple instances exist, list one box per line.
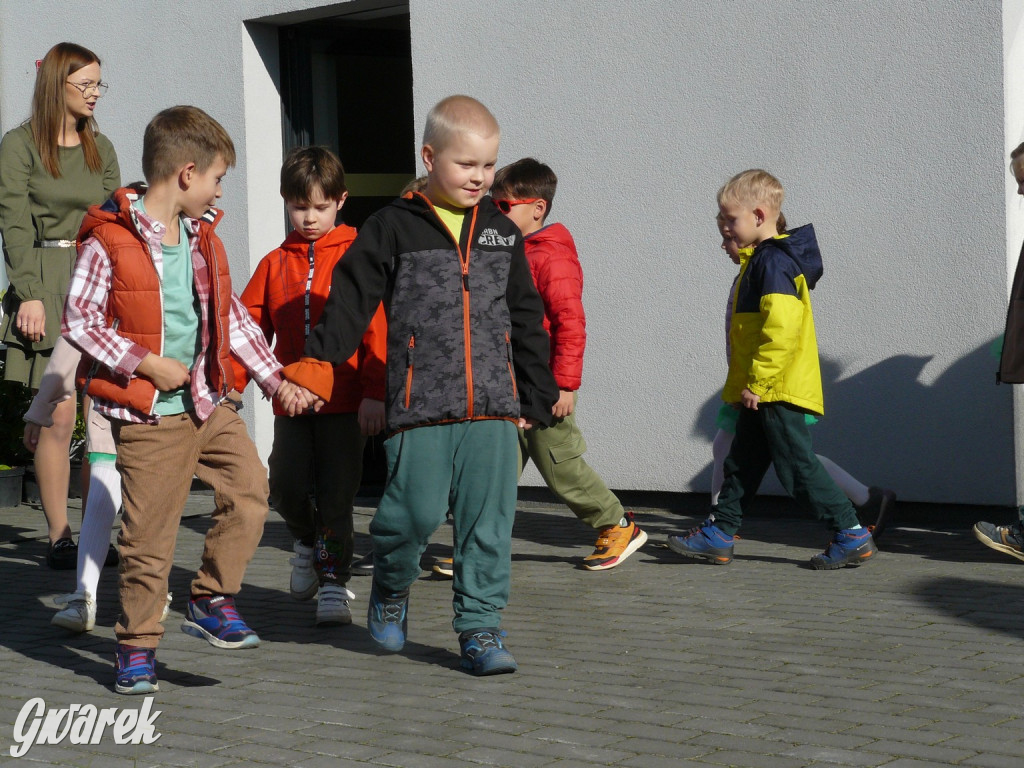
left=0, top=42, right=120, bottom=569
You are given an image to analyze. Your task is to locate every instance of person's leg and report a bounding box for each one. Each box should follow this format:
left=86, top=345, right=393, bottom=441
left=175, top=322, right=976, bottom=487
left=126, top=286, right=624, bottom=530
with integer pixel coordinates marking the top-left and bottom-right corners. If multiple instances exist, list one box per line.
left=761, top=405, right=861, bottom=531
left=114, top=414, right=198, bottom=648
left=76, top=453, right=120, bottom=597
left=311, top=413, right=364, bottom=587
left=816, top=455, right=869, bottom=506
left=713, top=407, right=774, bottom=535
left=711, top=429, right=735, bottom=505
left=449, top=420, right=519, bottom=633
left=268, top=415, right=319, bottom=600
left=37, top=394, right=76, bottom=546
left=523, top=404, right=623, bottom=530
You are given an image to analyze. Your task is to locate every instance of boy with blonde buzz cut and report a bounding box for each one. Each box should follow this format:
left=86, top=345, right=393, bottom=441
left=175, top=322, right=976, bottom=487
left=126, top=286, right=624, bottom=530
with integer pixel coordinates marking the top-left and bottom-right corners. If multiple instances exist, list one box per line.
left=64, top=105, right=310, bottom=695
left=667, top=169, right=877, bottom=569
left=490, top=158, right=647, bottom=570
left=285, top=95, right=558, bottom=675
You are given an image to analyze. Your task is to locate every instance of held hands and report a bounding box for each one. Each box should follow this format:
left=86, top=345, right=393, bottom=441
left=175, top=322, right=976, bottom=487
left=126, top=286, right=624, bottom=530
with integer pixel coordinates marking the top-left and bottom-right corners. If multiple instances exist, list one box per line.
left=552, top=390, right=575, bottom=419
left=741, top=388, right=760, bottom=410
left=518, top=417, right=539, bottom=430
left=276, top=380, right=324, bottom=416
left=137, top=353, right=190, bottom=391
left=15, top=300, right=46, bottom=343
left=23, top=422, right=41, bottom=453
left=358, top=398, right=385, bottom=436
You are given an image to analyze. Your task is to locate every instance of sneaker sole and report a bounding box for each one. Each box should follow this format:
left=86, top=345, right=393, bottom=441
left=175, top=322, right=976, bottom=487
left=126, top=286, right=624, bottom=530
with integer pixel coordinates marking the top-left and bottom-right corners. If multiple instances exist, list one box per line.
left=316, top=613, right=353, bottom=627
left=432, top=563, right=454, bottom=578
left=290, top=581, right=319, bottom=601
left=460, top=653, right=518, bottom=675
left=115, top=679, right=159, bottom=695
left=180, top=621, right=261, bottom=649
left=51, top=613, right=94, bottom=633
left=666, top=536, right=733, bottom=564
left=973, top=524, right=1024, bottom=563
left=583, top=529, right=649, bottom=571
left=809, top=546, right=877, bottom=570
left=368, top=627, right=405, bottom=652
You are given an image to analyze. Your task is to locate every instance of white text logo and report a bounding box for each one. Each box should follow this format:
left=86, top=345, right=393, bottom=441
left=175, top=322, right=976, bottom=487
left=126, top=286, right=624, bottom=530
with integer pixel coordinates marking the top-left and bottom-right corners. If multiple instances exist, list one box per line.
left=10, top=697, right=162, bottom=757
left=478, top=228, right=516, bottom=247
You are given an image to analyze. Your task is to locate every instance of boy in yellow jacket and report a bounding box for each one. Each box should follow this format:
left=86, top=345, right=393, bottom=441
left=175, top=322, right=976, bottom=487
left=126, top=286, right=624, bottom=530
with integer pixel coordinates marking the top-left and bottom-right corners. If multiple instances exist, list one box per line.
left=668, top=169, right=877, bottom=569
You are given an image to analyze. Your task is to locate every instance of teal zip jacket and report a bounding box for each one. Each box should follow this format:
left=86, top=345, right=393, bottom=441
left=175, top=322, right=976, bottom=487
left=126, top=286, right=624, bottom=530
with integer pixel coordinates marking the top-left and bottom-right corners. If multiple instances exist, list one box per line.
left=722, top=224, right=825, bottom=415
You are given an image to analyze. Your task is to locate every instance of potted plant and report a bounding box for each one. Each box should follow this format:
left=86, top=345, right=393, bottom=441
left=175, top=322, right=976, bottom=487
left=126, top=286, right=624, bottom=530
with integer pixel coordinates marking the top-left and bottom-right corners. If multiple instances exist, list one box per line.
left=0, top=347, right=33, bottom=508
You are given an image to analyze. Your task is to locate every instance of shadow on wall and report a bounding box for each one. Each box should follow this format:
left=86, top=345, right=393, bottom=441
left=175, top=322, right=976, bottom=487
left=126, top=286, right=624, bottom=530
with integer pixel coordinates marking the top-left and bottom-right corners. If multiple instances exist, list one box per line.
left=688, top=338, right=1014, bottom=505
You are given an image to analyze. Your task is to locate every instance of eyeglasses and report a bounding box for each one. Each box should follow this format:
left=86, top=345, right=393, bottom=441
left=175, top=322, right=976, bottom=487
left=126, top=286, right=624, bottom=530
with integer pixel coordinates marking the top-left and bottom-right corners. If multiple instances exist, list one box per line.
left=493, top=198, right=541, bottom=214
left=66, top=80, right=108, bottom=97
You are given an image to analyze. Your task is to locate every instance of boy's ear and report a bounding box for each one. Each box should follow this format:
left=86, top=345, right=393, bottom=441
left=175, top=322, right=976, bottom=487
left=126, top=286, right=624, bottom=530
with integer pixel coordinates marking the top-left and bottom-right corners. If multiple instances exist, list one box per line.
left=336, top=191, right=349, bottom=210
left=178, top=162, right=196, bottom=190
left=421, top=145, right=435, bottom=173
left=752, top=206, right=766, bottom=227
left=534, top=199, right=548, bottom=222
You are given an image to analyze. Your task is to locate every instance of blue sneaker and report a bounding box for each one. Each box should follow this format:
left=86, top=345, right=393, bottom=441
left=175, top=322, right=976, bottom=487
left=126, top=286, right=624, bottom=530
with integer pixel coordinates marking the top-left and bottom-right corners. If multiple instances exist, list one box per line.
left=367, top=582, right=408, bottom=652
left=666, top=520, right=735, bottom=564
left=810, top=528, right=877, bottom=570
left=181, top=595, right=260, bottom=649
left=114, top=644, right=158, bottom=695
left=459, top=629, right=518, bottom=676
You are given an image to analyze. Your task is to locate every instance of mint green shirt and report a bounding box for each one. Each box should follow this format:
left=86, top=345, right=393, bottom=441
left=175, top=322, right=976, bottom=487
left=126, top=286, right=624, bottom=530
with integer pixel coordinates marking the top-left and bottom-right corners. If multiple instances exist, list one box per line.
left=133, top=198, right=200, bottom=415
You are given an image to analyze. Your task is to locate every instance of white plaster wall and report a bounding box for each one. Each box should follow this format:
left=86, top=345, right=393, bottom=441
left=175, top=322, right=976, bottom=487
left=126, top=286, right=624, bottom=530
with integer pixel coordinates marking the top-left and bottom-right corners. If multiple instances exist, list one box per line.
left=0, top=1, right=1015, bottom=503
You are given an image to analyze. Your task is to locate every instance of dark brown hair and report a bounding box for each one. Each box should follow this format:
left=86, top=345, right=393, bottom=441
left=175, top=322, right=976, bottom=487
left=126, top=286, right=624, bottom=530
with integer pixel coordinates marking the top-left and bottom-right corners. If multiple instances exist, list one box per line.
left=280, top=146, right=347, bottom=203
left=491, top=158, right=558, bottom=220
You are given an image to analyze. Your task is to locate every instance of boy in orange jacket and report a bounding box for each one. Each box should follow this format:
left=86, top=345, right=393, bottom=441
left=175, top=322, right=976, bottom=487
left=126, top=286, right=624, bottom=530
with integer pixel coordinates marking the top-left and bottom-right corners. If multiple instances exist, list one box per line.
left=239, top=146, right=386, bottom=626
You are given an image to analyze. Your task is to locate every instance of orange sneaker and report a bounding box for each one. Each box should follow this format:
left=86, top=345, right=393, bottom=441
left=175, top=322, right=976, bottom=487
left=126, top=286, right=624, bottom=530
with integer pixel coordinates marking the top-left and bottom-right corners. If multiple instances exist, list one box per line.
left=432, top=557, right=454, bottom=578
left=583, top=513, right=648, bottom=570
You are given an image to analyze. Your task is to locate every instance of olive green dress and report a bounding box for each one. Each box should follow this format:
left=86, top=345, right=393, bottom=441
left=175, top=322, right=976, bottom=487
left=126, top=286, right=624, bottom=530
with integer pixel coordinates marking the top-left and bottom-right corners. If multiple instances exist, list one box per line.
left=0, top=123, right=120, bottom=387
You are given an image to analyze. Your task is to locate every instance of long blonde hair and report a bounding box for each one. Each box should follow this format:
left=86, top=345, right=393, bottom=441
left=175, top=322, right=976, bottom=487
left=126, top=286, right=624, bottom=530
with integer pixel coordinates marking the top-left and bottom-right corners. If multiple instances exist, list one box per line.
left=30, top=42, right=103, bottom=178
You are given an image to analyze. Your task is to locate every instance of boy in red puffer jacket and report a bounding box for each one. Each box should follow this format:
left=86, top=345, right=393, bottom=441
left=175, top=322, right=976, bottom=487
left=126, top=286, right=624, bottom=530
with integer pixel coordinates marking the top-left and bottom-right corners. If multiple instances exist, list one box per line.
left=238, top=146, right=386, bottom=626
left=491, top=158, right=646, bottom=570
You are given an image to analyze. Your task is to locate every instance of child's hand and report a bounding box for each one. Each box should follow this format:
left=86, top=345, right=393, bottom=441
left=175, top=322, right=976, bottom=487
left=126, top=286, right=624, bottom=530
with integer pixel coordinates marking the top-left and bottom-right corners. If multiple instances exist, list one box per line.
left=23, top=422, right=41, bottom=453
left=741, top=388, right=760, bottom=410
left=552, top=390, right=575, bottom=419
left=137, top=353, right=190, bottom=391
left=518, top=417, right=539, bottom=430
left=358, top=398, right=385, bottom=436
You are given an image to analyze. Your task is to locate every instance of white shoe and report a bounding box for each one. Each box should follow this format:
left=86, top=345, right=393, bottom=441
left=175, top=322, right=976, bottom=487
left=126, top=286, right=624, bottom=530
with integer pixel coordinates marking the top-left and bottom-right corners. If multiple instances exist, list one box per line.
left=160, top=592, right=172, bottom=623
left=289, top=541, right=318, bottom=601
left=51, top=591, right=96, bottom=633
left=316, top=584, right=355, bottom=627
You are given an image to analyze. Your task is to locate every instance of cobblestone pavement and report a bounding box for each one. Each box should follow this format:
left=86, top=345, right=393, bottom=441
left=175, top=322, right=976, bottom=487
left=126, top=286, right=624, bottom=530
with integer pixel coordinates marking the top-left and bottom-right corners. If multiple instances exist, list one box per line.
left=1, top=490, right=1023, bottom=767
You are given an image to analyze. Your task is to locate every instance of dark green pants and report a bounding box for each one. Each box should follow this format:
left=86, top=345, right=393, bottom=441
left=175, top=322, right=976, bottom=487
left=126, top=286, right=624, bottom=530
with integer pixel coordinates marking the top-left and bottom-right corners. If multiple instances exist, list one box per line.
left=714, top=403, right=859, bottom=535
left=371, top=420, right=518, bottom=633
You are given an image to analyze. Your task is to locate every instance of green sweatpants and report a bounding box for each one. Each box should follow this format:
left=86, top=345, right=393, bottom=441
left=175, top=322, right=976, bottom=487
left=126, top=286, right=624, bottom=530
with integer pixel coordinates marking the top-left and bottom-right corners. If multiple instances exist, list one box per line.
left=517, top=393, right=624, bottom=530
left=714, top=402, right=860, bottom=536
left=371, top=419, right=518, bottom=633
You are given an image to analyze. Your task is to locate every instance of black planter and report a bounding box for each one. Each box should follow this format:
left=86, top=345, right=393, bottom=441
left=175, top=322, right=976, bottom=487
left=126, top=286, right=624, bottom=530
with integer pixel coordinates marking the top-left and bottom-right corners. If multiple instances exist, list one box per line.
left=0, top=466, right=25, bottom=509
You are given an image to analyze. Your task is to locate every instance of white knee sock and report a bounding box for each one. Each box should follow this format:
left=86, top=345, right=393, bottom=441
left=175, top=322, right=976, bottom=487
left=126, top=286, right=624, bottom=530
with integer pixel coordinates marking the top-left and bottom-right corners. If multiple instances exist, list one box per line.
left=816, top=454, right=869, bottom=507
left=76, top=460, right=121, bottom=596
left=710, top=429, right=734, bottom=505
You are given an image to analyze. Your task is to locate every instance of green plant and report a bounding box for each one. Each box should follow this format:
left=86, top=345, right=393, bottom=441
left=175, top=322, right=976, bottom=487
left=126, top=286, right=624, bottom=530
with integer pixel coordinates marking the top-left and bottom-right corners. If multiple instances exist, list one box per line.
left=0, top=350, right=33, bottom=468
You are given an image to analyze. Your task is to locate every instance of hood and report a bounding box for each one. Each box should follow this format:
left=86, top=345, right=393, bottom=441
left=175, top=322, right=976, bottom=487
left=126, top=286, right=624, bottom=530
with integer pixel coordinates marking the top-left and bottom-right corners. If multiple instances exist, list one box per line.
left=525, top=222, right=575, bottom=250
left=279, top=222, right=358, bottom=256
left=761, top=223, right=823, bottom=289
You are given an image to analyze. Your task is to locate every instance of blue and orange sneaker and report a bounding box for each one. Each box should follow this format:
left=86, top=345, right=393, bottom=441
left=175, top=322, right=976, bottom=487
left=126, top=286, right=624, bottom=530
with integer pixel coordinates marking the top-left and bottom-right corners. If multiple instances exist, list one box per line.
left=459, top=629, right=518, bottom=676
left=115, top=643, right=158, bottom=695
left=181, top=595, right=260, bottom=649
left=367, top=582, right=408, bottom=652
left=810, top=528, right=877, bottom=569
left=667, top=519, right=735, bottom=564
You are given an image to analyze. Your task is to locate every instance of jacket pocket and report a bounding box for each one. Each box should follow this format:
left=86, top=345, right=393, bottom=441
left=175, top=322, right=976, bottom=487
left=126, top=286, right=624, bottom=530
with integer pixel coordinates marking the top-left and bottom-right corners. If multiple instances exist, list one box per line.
left=403, top=334, right=415, bottom=409
left=505, top=332, right=518, bottom=401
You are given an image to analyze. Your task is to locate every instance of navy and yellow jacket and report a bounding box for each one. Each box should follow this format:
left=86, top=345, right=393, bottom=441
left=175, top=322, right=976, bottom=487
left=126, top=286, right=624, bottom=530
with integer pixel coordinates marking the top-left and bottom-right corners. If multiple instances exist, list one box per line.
left=722, top=224, right=825, bottom=415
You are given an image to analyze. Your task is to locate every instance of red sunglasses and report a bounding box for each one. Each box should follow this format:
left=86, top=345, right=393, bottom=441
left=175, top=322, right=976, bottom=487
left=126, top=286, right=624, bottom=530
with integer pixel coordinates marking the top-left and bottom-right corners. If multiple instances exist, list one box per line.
left=493, top=198, right=541, bottom=214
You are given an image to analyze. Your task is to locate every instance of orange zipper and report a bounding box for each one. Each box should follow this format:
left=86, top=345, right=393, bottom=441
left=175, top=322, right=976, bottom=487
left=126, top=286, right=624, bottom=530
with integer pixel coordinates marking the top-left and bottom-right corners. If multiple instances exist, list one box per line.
left=404, top=335, right=415, bottom=409
left=505, top=332, right=518, bottom=401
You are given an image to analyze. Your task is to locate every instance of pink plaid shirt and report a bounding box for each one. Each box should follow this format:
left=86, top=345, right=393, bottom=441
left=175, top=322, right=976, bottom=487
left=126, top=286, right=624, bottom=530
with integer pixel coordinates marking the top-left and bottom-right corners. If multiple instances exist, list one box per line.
left=63, top=199, right=283, bottom=424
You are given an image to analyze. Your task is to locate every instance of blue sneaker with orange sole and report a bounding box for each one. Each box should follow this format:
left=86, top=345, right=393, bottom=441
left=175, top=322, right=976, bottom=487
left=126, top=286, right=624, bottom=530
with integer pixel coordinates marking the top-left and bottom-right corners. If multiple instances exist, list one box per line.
left=181, top=595, right=260, bottom=649
left=810, top=528, right=877, bottom=569
left=667, top=520, right=735, bottom=564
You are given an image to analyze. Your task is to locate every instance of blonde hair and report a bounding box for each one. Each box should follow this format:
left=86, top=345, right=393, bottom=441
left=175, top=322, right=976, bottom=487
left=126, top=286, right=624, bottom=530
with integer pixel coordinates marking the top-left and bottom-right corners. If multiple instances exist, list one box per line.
left=142, top=106, right=236, bottom=183
left=422, top=95, right=500, bottom=152
left=718, top=169, right=784, bottom=213
left=30, top=42, right=103, bottom=178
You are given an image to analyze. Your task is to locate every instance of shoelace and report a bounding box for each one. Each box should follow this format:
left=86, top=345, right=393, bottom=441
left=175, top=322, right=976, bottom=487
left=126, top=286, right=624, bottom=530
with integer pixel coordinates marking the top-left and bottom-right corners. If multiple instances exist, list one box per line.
left=381, top=601, right=405, bottom=623
left=54, top=591, right=91, bottom=607
left=117, top=648, right=153, bottom=673
left=467, top=631, right=503, bottom=651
